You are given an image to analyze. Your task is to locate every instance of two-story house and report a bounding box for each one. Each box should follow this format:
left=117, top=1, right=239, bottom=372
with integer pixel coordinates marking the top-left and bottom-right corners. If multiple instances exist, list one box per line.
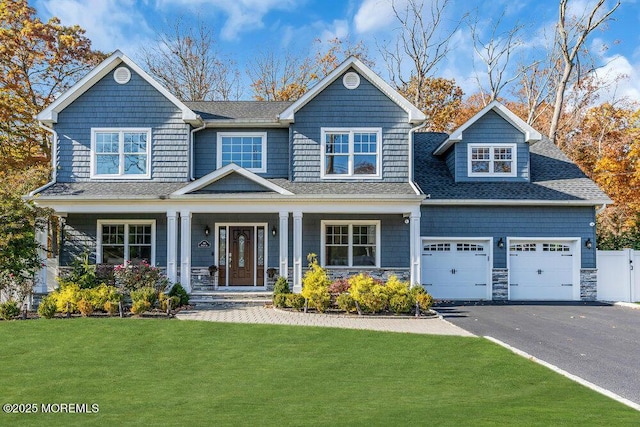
left=29, top=50, right=611, bottom=301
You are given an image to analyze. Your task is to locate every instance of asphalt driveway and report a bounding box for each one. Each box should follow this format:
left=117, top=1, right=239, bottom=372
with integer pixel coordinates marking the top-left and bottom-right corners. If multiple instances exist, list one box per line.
left=436, top=301, right=640, bottom=406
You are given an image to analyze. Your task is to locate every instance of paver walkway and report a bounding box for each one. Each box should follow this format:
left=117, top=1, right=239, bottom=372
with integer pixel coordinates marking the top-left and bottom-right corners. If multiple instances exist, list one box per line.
left=176, top=306, right=474, bottom=336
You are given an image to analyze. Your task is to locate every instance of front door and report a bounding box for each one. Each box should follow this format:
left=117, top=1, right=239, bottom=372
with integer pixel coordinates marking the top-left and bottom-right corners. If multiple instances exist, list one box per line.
left=229, top=227, right=254, bottom=286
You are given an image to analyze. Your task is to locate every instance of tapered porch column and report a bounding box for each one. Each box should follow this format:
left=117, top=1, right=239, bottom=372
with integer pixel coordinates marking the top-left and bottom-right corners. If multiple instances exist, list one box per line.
left=409, top=209, right=422, bottom=286
left=180, top=210, right=192, bottom=292
left=279, top=211, right=289, bottom=280
left=292, top=211, right=303, bottom=292
left=35, top=218, right=48, bottom=293
left=166, top=210, right=178, bottom=284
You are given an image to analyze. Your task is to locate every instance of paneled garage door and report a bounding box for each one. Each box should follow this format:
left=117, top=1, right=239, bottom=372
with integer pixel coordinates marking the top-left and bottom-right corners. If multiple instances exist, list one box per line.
left=509, top=240, right=577, bottom=300
left=421, top=240, right=491, bottom=300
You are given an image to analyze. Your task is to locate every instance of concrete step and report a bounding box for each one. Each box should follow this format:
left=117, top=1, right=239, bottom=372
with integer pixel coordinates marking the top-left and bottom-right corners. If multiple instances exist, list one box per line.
left=189, top=291, right=273, bottom=308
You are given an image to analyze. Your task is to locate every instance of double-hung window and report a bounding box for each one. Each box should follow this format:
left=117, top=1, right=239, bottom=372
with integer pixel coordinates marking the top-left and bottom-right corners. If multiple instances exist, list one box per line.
left=97, top=220, right=155, bottom=265
left=468, top=143, right=517, bottom=177
left=217, top=132, right=267, bottom=172
left=321, top=128, right=381, bottom=178
left=322, top=221, right=380, bottom=267
left=92, top=128, right=151, bottom=178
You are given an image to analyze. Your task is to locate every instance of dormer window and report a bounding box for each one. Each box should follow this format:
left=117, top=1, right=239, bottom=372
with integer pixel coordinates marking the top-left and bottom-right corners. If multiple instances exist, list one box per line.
left=217, top=132, right=267, bottom=173
left=321, top=128, right=381, bottom=179
left=468, top=143, right=516, bottom=177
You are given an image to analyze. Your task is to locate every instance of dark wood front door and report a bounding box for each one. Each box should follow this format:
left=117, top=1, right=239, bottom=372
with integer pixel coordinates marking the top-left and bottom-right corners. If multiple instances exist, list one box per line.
left=229, top=227, right=254, bottom=286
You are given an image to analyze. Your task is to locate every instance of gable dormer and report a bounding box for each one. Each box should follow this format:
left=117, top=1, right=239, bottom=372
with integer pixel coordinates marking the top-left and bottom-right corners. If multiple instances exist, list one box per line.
left=433, top=101, right=542, bottom=182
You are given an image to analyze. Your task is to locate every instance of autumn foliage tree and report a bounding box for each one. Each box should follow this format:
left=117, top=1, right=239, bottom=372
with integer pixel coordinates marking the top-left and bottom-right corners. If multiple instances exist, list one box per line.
left=0, top=0, right=105, bottom=171
left=397, top=75, right=463, bottom=132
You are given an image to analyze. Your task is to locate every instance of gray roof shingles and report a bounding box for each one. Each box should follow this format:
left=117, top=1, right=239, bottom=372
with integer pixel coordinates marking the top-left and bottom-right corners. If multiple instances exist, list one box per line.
left=184, top=101, right=293, bottom=121
left=413, top=132, right=611, bottom=202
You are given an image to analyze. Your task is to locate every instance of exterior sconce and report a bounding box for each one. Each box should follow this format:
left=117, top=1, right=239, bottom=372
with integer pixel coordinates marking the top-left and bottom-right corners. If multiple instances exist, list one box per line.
left=272, top=226, right=277, bottom=237
left=585, top=238, right=592, bottom=249
left=497, top=238, right=504, bottom=249
left=403, top=213, right=410, bottom=225
left=204, top=225, right=210, bottom=237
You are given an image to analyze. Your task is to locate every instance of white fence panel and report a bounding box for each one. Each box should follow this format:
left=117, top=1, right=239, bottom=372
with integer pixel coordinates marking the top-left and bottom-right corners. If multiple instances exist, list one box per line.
left=634, top=252, right=640, bottom=302
left=597, top=250, right=633, bottom=302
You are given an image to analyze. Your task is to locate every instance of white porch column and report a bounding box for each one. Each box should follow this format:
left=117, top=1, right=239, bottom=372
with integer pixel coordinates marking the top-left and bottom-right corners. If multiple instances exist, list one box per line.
left=35, top=218, right=48, bottom=293
left=180, top=210, right=192, bottom=292
left=166, top=210, right=178, bottom=284
left=409, top=209, right=422, bottom=286
left=292, top=211, right=303, bottom=292
left=279, top=211, right=289, bottom=280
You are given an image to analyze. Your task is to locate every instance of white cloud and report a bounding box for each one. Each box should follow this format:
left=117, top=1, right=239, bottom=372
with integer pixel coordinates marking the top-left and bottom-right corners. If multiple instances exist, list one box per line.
left=354, top=0, right=405, bottom=34
left=592, top=54, right=640, bottom=104
left=159, top=0, right=299, bottom=40
left=319, top=19, right=350, bottom=41
left=37, top=0, right=153, bottom=55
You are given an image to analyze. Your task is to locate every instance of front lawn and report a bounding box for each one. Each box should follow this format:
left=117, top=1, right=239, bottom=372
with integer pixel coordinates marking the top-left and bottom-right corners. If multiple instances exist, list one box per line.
left=0, top=319, right=637, bottom=426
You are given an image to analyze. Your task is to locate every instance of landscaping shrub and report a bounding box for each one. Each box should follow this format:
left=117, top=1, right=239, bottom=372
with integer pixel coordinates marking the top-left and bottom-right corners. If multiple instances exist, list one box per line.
left=273, top=276, right=290, bottom=295
left=273, top=293, right=288, bottom=308
left=77, top=298, right=94, bottom=317
left=328, top=277, right=350, bottom=294
left=58, top=253, right=100, bottom=289
left=300, top=254, right=331, bottom=312
left=336, top=293, right=356, bottom=313
left=130, top=287, right=158, bottom=307
left=285, top=294, right=306, bottom=310
left=389, top=293, right=413, bottom=314
left=103, top=300, right=120, bottom=316
left=168, top=283, right=189, bottom=307
left=84, top=284, right=123, bottom=311
left=415, top=292, right=434, bottom=312
left=51, top=283, right=81, bottom=313
left=0, top=300, right=20, bottom=320
left=114, top=260, right=169, bottom=293
left=348, top=273, right=388, bottom=313
left=130, top=300, right=151, bottom=315
left=158, top=292, right=180, bottom=311
left=37, top=296, right=57, bottom=318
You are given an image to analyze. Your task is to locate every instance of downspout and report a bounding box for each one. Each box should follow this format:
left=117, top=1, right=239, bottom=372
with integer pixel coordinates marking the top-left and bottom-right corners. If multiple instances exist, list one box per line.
left=189, top=119, right=206, bottom=181
left=408, top=121, right=428, bottom=195
left=28, top=122, right=58, bottom=197
left=596, top=203, right=607, bottom=215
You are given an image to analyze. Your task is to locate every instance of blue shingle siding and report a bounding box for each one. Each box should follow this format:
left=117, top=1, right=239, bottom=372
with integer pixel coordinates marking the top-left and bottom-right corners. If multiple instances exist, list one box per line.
left=420, top=205, right=596, bottom=268
left=61, top=213, right=167, bottom=266
left=302, top=214, right=410, bottom=268
left=194, top=128, right=289, bottom=179
left=454, top=110, right=529, bottom=182
left=194, top=174, right=272, bottom=193
left=291, top=69, right=411, bottom=182
left=55, top=66, right=190, bottom=182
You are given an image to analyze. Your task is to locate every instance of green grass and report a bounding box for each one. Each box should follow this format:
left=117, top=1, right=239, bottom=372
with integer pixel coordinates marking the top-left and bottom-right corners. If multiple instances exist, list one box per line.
left=0, top=319, right=638, bottom=426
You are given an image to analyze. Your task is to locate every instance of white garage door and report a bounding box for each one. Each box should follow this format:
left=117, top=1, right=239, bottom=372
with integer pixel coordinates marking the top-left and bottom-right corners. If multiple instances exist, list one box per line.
left=509, top=241, right=576, bottom=300
left=421, top=240, right=490, bottom=300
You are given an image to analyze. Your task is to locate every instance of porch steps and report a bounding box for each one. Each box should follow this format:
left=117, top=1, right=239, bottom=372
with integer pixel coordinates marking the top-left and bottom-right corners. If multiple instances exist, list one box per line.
left=189, top=290, right=273, bottom=308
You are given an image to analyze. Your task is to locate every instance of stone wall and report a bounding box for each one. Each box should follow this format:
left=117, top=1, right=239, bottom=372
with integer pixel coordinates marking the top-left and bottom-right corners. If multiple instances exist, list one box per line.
left=580, top=269, right=597, bottom=301
left=492, top=268, right=508, bottom=300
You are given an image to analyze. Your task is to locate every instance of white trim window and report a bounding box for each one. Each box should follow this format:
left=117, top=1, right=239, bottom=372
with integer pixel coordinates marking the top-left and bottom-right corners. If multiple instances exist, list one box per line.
left=97, top=220, right=156, bottom=265
left=217, top=132, right=267, bottom=173
left=321, top=128, right=381, bottom=178
left=468, top=143, right=517, bottom=177
left=321, top=221, right=380, bottom=267
left=91, top=128, right=151, bottom=178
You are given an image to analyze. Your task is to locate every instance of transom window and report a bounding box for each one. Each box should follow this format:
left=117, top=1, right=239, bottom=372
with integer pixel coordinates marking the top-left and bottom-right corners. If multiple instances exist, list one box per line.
left=91, top=128, right=151, bottom=178
left=217, top=132, right=267, bottom=172
left=321, top=128, right=381, bottom=178
left=322, top=221, right=380, bottom=267
left=97, top=221, right=155, bottom=265
left=468, top=143, right=517, bottom=177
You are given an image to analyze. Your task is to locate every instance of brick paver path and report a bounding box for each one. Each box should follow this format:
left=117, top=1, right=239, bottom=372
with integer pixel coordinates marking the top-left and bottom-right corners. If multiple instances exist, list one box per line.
left=176, top=306, right=474, bottom=336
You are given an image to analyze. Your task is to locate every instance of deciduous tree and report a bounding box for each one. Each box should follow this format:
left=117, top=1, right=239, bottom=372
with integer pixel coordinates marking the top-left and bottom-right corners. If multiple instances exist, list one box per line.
left=0, top=0, right=105, bottom=169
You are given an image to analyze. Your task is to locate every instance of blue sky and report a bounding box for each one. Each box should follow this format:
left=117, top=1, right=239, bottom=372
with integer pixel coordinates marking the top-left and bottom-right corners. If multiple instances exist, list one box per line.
left=32, top=0, right=640, bottom=102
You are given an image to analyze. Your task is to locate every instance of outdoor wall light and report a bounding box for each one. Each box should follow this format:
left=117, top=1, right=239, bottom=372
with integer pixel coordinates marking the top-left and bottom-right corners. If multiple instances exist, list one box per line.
left=403, top=213, right=410, bottom=224
left=404, top=218, right=410, bottom=225
left=272, top=226, right=277, bottom=237
left=497, top=238, right=504, bottom=249
left=204, top=225, right=210, bottom=237
left=585, top=238, right=593, bottom=249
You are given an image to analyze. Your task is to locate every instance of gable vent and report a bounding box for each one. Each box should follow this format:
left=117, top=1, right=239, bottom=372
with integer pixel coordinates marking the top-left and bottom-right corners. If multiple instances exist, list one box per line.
left=113, top=67, right=131, bottom=84
left=343, top=72, right=360, bottom=90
